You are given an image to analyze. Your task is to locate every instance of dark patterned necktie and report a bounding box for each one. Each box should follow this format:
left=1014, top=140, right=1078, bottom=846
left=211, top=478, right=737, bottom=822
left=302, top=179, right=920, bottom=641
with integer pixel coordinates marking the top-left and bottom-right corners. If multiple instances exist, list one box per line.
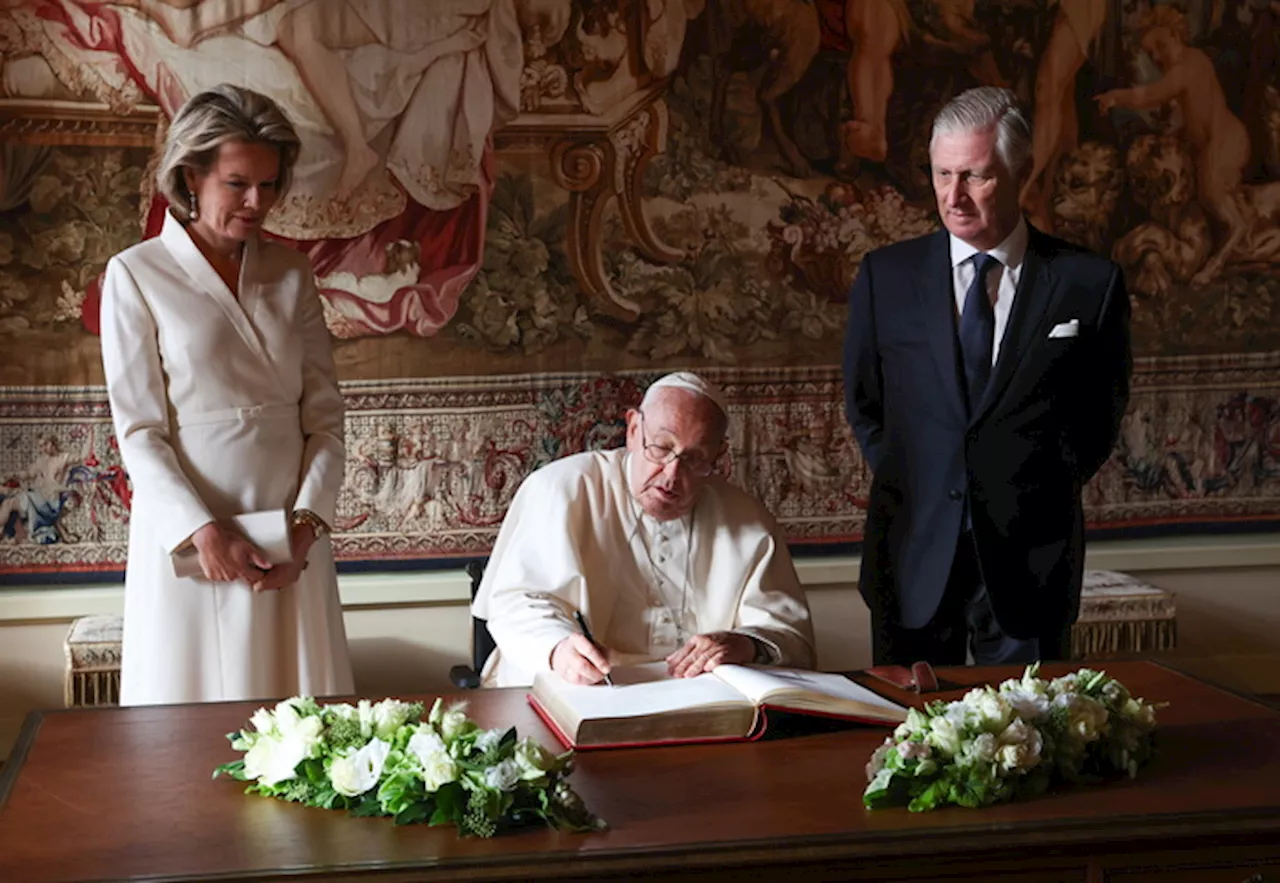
left=959, top=253, right=999, bottom=412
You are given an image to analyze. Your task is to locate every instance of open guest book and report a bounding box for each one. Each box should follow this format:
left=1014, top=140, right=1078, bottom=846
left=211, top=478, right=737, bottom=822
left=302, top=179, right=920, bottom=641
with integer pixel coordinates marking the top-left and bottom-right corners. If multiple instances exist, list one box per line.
left=529, top=662, right=909, bottom=749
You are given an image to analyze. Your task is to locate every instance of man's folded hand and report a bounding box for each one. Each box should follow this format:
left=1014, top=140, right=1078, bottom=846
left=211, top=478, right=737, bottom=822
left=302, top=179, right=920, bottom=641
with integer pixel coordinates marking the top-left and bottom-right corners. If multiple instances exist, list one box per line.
left=666, top=631, right=754, bottom=678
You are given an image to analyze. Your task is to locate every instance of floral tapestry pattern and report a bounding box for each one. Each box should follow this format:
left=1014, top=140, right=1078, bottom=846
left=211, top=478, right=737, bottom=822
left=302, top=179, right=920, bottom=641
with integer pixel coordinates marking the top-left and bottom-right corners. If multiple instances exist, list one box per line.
left=1, top=0, right=1278, bottom=577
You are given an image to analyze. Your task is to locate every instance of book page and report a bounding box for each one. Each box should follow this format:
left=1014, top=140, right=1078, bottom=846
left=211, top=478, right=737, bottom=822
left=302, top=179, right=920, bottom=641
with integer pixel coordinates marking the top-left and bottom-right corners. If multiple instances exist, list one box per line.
left=535, top=661, right=750, bottom=721
left=712, top=665, right=907, bottom=721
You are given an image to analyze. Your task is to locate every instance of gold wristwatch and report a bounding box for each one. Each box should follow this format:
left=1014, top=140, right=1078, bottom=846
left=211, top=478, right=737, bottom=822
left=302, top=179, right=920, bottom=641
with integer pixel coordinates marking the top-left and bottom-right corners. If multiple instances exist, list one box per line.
left=291, top=508, right=330, bottom=538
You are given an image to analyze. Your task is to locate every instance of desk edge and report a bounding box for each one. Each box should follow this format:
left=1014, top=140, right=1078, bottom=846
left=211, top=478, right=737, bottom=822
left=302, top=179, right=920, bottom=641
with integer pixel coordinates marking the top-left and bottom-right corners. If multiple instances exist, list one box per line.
left=0, top=710, right=42, bottom=809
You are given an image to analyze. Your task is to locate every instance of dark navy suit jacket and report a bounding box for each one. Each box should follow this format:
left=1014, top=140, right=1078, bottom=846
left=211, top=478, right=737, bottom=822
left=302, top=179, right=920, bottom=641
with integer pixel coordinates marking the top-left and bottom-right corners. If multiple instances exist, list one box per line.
left=843, top=225, right=1132, bottom=638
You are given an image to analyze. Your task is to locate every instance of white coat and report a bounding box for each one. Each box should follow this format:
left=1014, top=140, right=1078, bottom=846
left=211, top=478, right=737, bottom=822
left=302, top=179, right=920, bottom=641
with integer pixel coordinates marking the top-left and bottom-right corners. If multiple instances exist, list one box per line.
left=100, top=212, right=353, bottom=706
left=472, top=448, right=816, bottom=686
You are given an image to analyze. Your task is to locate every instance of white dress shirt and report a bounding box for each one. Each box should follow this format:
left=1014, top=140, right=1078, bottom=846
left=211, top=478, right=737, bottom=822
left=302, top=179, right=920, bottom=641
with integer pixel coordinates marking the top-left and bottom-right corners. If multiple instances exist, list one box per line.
left=949, top=217, right=1028, bottom=366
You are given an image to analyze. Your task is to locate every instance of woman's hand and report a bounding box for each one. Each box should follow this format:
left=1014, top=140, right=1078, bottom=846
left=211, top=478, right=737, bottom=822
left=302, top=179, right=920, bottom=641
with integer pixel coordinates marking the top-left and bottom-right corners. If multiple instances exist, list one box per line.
left=250, top=521, right=316, bottom=592
left=191, top=522, right=272, bottom=584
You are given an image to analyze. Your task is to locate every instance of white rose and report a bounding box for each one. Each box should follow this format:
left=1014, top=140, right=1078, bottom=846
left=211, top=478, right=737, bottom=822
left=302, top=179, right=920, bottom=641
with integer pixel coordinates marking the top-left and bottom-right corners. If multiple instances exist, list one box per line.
left=272, top=700, right=302, bottom=735
left=483, top=758, right=520, bottom=792
left=329, top=738, right=391, bottom=797
left=969, top=689, right=1014, bottom=732
left=1000, top=685, right=1051, bottom=721
left=513, top=738, right=556, bottom=780
left=244, top=734, right=306, bottom=787
left=421, top=753, right=458, bottom=792
left=372, top=699, right=416, bottom=741
left=408, top=728, right=448, bottom=763
left=328, top=756, right=362, bottom=797
left=292, top=715, right=326, bottom=758
left=995, top=719, right=1044, bottom=773
left=250, top=707, right=275, bottom=736
left=422, top=754, right=459, bottom=792
left=997, top=743, right=1030, bottom=773
left=327, top=703, right=358, bottom=721
left=408, top=728, right=458, bottom=791
left=1054, top=694, right=1109, bottom=742
left=243, top=737, right=278, bottom=783
left=926, top=716, right=962, bottom=758
left=327, top=752, right=363, bottom=793
left=964, top=732, right=997, bottom=764
left=1049, top=674, right=1081, bottom=696
left=896, top=708, right=930, bottom=740
left=439, top=708, right=472, bottom=744
left=944, top=702, right=974, bottom=730
left=475, top=728, right=504, bottom=755
left=271, top=700, right=324, bottom=754
left=1002, top=668, right=1049, bottom=694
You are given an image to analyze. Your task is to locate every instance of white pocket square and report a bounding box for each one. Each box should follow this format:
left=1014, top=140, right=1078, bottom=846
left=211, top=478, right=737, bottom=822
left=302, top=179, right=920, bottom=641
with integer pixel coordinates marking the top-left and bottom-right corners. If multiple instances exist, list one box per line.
left=1047, top=319, right=1080, bottom=339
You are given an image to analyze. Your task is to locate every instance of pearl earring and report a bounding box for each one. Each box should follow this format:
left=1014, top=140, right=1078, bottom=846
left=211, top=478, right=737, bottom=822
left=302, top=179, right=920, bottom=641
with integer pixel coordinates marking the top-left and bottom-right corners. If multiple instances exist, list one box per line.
left=190, top=192, right=199, bottom=221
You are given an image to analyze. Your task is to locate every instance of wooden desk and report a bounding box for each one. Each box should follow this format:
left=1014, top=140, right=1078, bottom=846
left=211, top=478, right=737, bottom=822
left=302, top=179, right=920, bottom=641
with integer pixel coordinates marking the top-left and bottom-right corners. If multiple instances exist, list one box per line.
left=2, top=662, right=1279, bottom=882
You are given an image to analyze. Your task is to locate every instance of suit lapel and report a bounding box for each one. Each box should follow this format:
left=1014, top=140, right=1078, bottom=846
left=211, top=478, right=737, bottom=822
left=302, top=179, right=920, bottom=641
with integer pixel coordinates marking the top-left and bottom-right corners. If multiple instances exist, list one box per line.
left=159, top=212, right=272, bottom=368
left=913, top=230, right=968, bottom=423
left=971, top=226, right=1057, bottom=425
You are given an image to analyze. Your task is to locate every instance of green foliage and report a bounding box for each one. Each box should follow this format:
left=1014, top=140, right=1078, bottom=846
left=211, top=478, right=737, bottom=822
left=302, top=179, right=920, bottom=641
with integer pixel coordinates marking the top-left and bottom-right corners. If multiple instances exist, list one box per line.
left=211, top=759, right=245, bottom=781
left=212, top=695, right=605, bottom=838
left=0, top=147, right=146, bottom=333
left=456, top=173, right=589, bottom=355
left=863, top=666, right=1162, bottom=813
left=325, top=715, right=365, bottom=752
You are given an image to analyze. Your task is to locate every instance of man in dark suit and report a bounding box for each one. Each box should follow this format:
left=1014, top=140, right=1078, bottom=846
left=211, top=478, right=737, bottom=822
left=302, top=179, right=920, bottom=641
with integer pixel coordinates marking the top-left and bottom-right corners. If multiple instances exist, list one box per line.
left=843, top=87, right=1132, bottom=666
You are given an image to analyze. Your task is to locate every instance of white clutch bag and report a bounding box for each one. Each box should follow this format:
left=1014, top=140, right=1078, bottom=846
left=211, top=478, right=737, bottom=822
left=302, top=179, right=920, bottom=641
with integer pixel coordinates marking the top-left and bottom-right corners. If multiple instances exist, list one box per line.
left=171, top=509, right=293, bottom=579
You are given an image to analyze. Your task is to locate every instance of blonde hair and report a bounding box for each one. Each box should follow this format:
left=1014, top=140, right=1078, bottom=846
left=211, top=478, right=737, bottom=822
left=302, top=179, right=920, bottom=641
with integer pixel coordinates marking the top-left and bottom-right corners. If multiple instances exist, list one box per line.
left=155, top=84, right=300, bottom=221
left=1139, top=6, right=1191, bottom=42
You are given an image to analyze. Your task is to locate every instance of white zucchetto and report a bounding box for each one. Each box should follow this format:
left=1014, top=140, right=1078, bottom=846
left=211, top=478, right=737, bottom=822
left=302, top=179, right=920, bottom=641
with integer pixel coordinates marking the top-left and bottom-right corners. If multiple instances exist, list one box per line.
left=640, top=372, right=730, bottom=423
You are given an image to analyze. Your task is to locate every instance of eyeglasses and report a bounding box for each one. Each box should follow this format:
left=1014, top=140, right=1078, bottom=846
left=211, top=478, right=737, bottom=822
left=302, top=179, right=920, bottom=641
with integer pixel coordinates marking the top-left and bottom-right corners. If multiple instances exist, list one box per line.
left=637, top=411, right=718, bottom=477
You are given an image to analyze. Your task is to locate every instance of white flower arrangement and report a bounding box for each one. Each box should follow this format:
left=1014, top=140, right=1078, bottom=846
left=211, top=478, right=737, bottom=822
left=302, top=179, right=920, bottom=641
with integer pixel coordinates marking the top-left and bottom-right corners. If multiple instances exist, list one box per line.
left=864, top=665, right=1162, bottom=812
left=214, top=696, right=605, bottom=837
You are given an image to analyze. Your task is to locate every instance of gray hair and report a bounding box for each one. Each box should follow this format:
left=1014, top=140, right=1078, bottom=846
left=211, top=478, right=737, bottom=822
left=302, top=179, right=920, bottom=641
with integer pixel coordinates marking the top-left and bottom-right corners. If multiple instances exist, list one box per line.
left=930, top=87, right=1032, bottom=178
left=156, top=84, right=300, bottom=221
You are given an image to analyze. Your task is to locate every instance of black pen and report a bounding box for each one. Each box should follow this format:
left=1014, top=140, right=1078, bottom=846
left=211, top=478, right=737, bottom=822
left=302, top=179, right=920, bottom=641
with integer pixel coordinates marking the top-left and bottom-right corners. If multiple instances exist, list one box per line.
left=572, top=610, right=615, bottom=687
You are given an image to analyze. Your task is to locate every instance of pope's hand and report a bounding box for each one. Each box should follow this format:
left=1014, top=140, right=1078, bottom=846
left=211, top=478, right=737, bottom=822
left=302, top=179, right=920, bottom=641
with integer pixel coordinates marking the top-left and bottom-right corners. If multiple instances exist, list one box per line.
left=551, top=633, right=612, bottom=685
left=191, top=521, right=272, bottom=584
left=666, top=631, right=755, bottom=678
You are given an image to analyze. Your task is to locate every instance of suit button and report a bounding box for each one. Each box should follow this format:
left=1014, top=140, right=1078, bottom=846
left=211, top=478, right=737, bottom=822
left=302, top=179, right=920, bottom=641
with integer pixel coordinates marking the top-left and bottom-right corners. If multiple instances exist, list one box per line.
left=948, top=490, right=963, bottom=501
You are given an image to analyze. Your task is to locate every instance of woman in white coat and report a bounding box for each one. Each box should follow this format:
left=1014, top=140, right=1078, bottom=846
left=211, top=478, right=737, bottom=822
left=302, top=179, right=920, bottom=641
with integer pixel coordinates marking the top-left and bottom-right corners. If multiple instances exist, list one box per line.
left=100, top=84, right=354, bottom=705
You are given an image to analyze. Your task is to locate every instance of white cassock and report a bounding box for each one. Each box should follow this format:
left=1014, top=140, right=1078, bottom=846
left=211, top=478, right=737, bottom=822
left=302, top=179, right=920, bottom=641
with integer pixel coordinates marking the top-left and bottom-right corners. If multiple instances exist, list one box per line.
left=100, top=212, right=354, bottom=706
left=472, top=448, right=816, bottom=687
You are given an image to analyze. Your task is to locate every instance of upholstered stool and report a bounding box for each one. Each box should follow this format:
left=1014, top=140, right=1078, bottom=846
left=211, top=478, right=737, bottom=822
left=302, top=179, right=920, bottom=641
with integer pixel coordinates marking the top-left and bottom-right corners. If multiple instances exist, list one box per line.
left=1072, top=571, right=1176, bottom=660
left=64, top=614, right=123, bottom=707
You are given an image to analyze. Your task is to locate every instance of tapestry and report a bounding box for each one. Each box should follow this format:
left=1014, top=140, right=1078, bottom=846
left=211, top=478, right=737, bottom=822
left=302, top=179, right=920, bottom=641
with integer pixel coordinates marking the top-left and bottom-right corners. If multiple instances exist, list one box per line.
left=1, top=0, right=1278, bottom=578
